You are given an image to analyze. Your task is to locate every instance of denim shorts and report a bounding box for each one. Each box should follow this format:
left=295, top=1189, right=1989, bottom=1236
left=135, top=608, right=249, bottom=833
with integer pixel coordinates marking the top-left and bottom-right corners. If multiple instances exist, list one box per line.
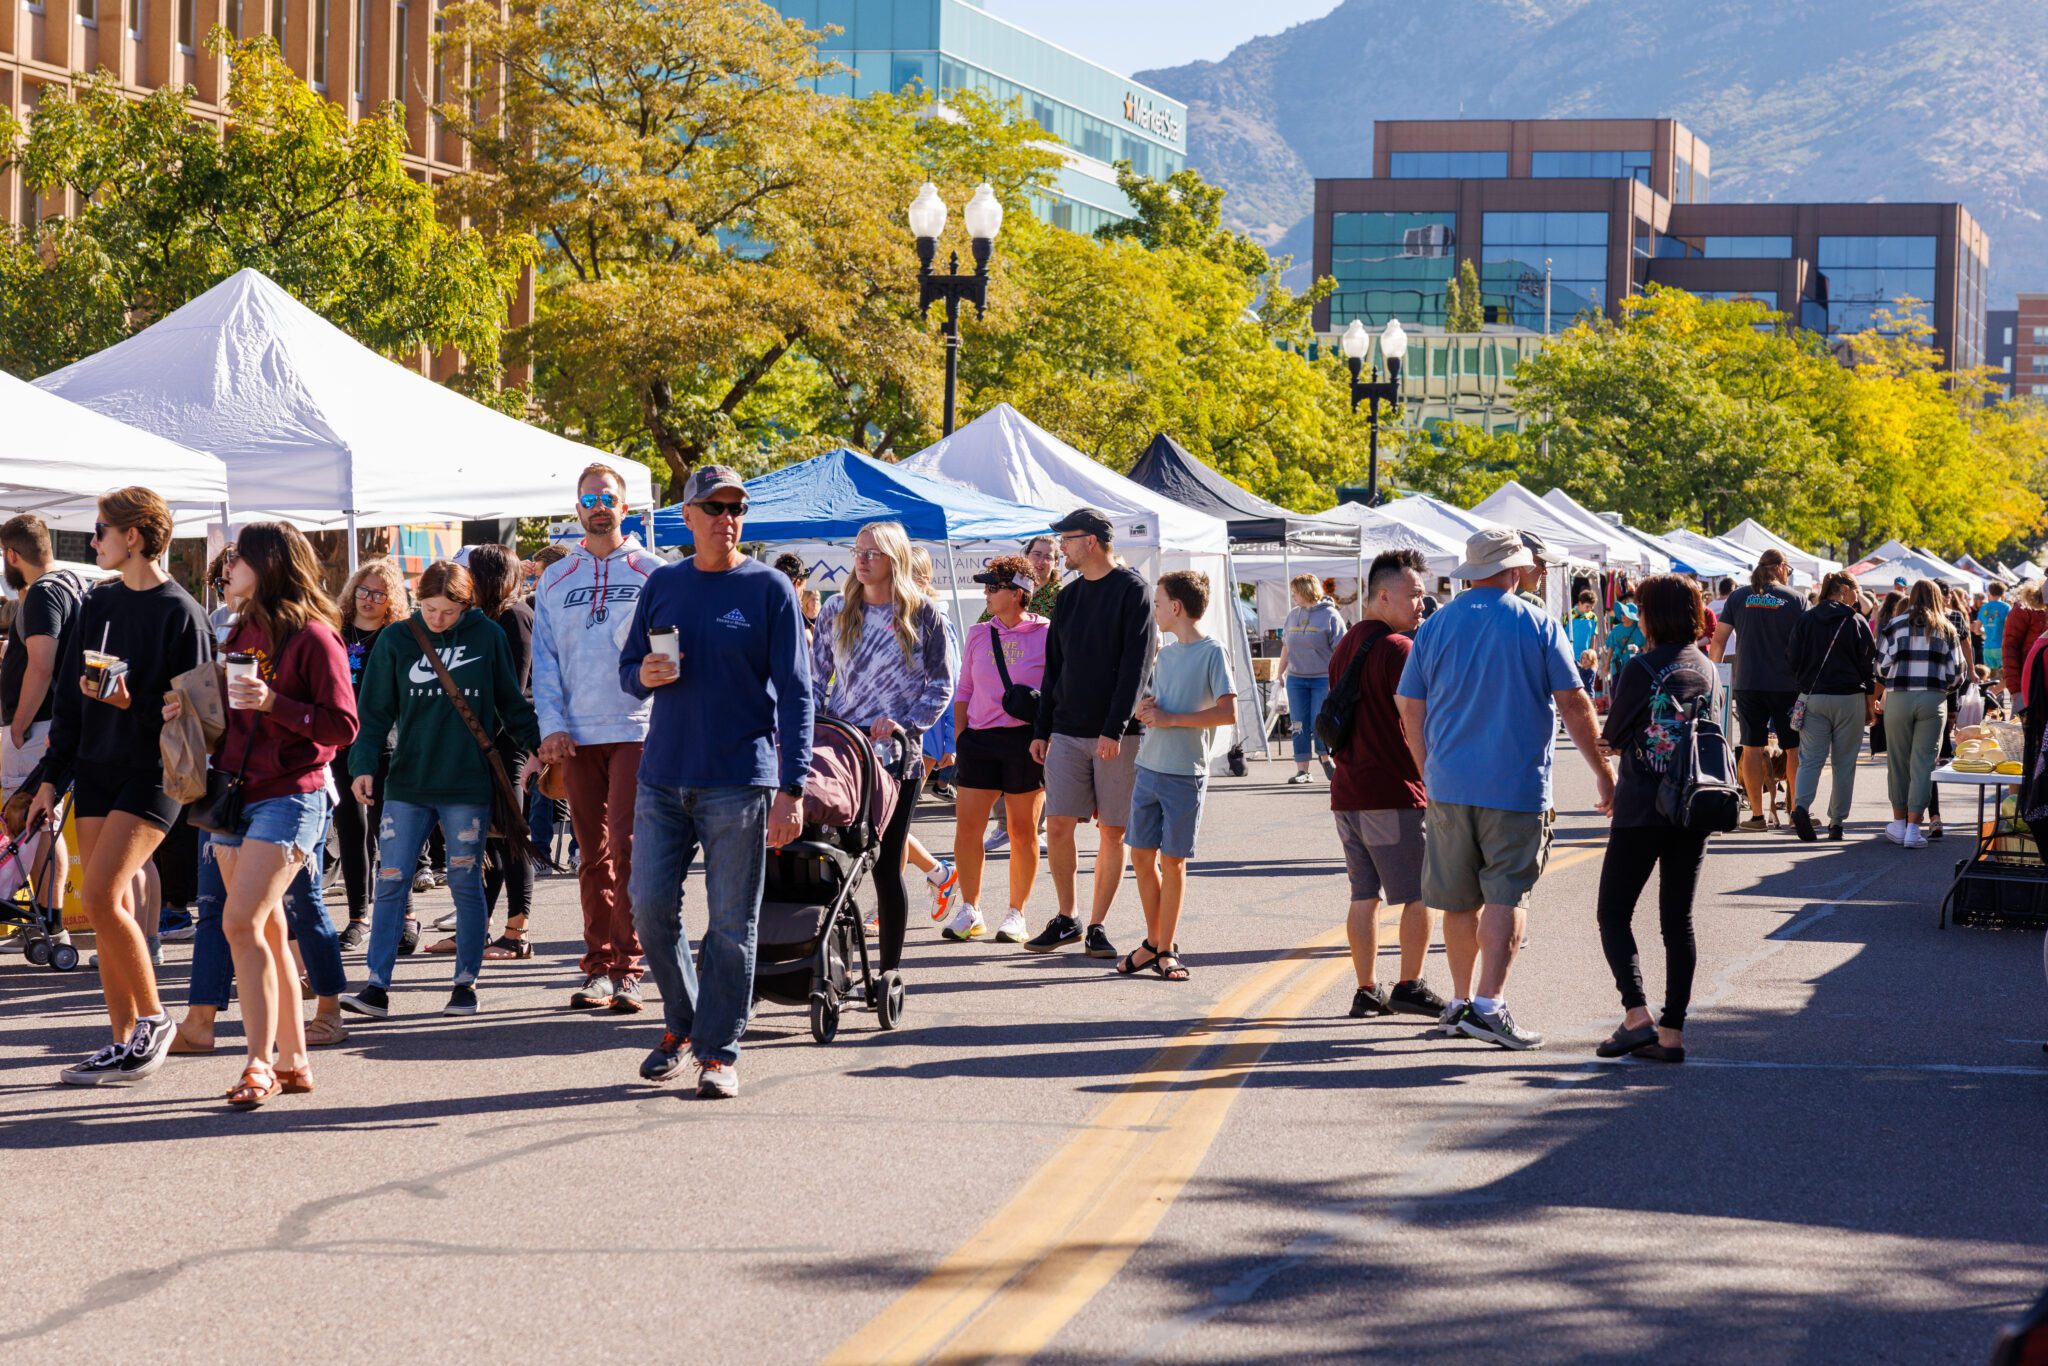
left=209, top=791, right=329, bottom=864
left=1125, top=766, right=1207, bottom=859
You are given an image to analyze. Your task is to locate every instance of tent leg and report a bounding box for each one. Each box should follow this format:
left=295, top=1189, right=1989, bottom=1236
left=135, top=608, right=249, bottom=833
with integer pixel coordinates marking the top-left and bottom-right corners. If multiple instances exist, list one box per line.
left=347, top=512, right=359, bottom=573
left=943, top=536, right=966, bottom=642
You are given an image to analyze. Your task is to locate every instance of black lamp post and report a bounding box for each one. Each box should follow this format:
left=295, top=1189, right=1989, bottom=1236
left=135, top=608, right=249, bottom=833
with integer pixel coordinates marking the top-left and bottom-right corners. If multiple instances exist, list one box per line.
left=909, top=181, right=1005, bottom=437
left=1341, top=317, right=1409, bottom=506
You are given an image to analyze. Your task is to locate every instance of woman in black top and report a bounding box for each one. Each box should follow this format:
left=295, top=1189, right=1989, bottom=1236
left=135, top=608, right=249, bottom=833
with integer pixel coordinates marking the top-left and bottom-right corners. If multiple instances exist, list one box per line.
left=332, top=559, right=409, bottom=948
left=1785, top=571, right=1879, bottom=841
left=1593, top=575, right=1723, bottom=1065
left=30, top=487, right=212, bottom=1087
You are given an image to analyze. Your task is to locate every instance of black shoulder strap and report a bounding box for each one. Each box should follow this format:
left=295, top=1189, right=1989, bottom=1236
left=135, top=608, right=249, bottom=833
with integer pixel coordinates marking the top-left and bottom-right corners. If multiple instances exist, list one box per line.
left=988, top=620, right=1017, bottom=690
left=1334, top=623, right=1386, bottom=694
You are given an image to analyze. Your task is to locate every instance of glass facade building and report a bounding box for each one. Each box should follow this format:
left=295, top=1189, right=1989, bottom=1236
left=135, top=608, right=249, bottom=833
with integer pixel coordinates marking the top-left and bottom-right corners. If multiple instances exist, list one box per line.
left=767, top=1, right=1187, bottom=235
left=1327, top=212, right=1458, bottom=326
left=1480, top=211, right=1609, bottom=330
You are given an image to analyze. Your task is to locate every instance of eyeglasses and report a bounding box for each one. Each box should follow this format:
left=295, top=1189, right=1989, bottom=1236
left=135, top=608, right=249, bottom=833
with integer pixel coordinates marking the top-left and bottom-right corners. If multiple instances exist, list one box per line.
left=578, top=492, right=620, bottom=510
left=853, top=549, right=889, bottom=564
left=221, top=546, right=241, bottom=565
left=1058, top=531, right=1091, bottom=544
left=693, top=499, right=748, bottom=520
left=355, top=586, right=389, bottom=601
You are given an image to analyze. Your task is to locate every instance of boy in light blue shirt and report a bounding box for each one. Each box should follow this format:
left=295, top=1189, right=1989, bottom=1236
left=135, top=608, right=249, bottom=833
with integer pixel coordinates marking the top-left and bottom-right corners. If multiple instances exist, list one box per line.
left=1125, top=570, right=1236, bottom=983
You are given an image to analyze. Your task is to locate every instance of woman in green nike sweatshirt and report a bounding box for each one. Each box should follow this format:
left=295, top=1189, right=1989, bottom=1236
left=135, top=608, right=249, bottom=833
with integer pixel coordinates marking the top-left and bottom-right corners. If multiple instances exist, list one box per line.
left=338, top=561, right=540, bottom=1020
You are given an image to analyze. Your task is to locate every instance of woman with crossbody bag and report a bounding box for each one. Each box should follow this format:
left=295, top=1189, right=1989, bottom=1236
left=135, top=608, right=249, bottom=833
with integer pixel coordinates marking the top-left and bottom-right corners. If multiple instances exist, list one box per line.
left=339, top=561, right=540, bottom=1022
left=1787, top=572, right=1879, bottom=842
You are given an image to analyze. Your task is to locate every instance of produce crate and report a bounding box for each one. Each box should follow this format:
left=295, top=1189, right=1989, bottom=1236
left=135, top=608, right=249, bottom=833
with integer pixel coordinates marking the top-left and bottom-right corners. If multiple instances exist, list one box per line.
left=1952, top=862, right=2048, bottom=928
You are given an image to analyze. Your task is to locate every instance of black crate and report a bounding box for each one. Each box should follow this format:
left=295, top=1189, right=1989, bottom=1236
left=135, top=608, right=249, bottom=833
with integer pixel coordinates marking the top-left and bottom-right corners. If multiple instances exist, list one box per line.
left=1953, top=863, right=2048, bottom=928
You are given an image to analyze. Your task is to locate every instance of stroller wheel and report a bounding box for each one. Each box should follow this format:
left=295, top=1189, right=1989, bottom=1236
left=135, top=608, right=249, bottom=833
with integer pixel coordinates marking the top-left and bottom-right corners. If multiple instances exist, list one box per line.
left=24, top=937, right=51, bottom=968
left=810, top=991, right=840, bottom=1045
left=48, top=942, right=79, bottom=973
left=875, top=970, right=905, bottom=1031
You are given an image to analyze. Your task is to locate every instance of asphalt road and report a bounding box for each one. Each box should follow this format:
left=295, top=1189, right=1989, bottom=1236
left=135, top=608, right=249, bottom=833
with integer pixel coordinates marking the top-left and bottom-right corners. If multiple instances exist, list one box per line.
left=2, top=742, right=2044, bottom=1363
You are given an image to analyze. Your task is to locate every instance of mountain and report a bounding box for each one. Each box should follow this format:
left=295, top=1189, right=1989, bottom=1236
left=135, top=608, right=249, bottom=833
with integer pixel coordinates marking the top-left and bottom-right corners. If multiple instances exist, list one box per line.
left=1137, top=0, right=2048, bottom=305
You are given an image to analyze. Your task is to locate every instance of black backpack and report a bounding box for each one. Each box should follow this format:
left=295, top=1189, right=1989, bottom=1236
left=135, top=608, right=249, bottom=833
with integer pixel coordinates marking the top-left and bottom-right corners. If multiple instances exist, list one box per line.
left=1314, top=625, right=1385, bottom=754
left=1655, top=694, right=1741, bottom=834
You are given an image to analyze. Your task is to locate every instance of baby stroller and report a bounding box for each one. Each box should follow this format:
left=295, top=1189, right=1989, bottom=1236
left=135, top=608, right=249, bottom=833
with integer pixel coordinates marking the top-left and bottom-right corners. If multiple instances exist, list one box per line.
left=0, top=804, right=78, bottom=972
left=755, top=714, right=915, bottom=1044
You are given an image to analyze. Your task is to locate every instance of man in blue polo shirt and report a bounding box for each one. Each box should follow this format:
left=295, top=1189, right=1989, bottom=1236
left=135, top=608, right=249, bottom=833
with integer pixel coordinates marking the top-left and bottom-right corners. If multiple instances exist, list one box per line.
left=1395, top=527, right=1615, bottom=1051
left=621, top=466, right=812, bottom=1099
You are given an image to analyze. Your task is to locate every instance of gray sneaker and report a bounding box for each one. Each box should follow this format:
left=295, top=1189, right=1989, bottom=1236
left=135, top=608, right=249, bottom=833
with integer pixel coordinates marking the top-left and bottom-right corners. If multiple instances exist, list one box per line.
left=569, top=973, right=615, bottom=1009
left=1457, top=1002, right=1544, bottom=1050
left=610, top=977, right=644, bottom=1014
left=696, top=1058, right=738, bottom=1099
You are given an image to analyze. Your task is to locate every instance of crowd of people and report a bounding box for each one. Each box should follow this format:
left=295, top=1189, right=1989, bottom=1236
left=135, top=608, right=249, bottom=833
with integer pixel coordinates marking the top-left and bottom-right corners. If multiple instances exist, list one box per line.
left=4, top=470, right=2036, bottom=1099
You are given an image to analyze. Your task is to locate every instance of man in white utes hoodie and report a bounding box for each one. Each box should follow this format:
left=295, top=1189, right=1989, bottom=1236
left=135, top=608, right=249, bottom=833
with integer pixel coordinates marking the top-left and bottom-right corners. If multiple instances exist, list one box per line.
left=533, top=463, right=664, bottom=1011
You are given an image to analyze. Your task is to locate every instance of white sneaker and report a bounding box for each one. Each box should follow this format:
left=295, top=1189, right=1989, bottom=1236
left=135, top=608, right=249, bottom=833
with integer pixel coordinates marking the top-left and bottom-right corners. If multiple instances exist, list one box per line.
left=433, top=910, right=460, bottom=931
left=1884, top=821, right=1906, bottom=845
left=940, top=903, right=985, bottom=941
left=927, top=861, right=959, bottom=921
left=994, top=908, right=1029, bottom=943
left=1903, top=824, right=1929, bottom=849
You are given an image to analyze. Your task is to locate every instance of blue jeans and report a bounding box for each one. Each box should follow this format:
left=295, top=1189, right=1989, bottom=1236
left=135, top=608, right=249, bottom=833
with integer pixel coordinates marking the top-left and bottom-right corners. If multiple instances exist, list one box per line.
left=364, top=799, right=489, bottom=990
left=629, top=784, right=769, bottom=1066
left=1287, top=673, right=1330, bottom=762
left=188, top=806, right=346, bottom=1009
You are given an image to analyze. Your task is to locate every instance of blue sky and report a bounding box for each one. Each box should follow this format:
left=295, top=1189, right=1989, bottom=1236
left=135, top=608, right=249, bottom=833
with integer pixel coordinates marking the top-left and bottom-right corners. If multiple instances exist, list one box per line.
left=988, top=1, right=1339, bottom=77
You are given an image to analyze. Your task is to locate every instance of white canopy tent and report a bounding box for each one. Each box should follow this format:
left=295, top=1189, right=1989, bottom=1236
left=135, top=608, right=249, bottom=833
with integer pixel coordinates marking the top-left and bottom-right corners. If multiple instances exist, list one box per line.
left=36, top=269, right=652, bottom=567
left=1612, top=521, right=1743, bottom=579
left=1298, top=501, right=1463, bottom=574
left=1541, top=489, right=1664, bottom=573
left=1722, top=519, right=1841, bottom=582
left=1472, top=481, right=1632, bottom=567
left=1373, top=493, right=1506, bottom=554
left=1665, top=529, right=1760, bottom=582
left=902, top=403, right=1265, bottom=765
left=1851, top=550, right=1982, bottom=595
left=0, top=369, right=230, bottom=535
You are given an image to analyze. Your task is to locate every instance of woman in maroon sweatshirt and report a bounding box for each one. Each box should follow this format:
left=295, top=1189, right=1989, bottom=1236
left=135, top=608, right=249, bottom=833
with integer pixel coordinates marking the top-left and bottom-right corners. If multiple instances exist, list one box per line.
left=194, top=523, right=358, bottom=1107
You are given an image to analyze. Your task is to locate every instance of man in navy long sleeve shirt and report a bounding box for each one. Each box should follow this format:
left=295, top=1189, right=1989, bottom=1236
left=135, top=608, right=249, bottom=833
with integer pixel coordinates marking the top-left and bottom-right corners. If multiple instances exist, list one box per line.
left=622, top=466, right=813, bottom=1099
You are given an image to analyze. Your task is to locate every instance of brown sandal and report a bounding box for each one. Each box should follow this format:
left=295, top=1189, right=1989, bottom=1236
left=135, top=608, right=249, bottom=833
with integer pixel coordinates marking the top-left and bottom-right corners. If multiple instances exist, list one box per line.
left=304, top=1015, right=349, bottom=1048
left=275, top=1066, right=314, bottom=1095
left=424, top=936, right=458, bottom=955
left=226, top=1061, right=279, bottom=1109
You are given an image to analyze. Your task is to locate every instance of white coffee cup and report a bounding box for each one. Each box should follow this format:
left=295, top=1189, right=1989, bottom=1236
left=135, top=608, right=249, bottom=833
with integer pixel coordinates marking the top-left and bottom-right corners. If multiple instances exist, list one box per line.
left=649, top=628, right=680, bottom=663
left=224, top=652, right=258, bottom=708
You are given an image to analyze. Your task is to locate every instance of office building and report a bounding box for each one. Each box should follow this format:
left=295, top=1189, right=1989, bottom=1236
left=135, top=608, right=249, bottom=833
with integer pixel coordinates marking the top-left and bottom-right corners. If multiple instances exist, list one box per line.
left=1988, top=308, right=2017, bottom=400
left=768, top=1, right=1186, bottom=234
left=2019, top=295, right=2048, bottom=401
left=1314, top=118, right=1991, bottom=430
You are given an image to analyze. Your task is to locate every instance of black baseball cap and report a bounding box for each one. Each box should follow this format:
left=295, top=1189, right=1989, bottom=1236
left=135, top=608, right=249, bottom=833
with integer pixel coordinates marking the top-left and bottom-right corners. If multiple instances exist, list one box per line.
left=971, top=567, right=1026, bottom=591
left=1050, top=507, right=1114, bottom=543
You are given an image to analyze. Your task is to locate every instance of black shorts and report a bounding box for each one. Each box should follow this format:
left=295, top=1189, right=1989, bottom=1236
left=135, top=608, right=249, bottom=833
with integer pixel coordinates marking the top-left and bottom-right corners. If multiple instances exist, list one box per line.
left=69, top=761, right=183, bottom=832
left=1734, top=690, right=1799, bottom=748
left=954, top=725, right=1044, bottom=795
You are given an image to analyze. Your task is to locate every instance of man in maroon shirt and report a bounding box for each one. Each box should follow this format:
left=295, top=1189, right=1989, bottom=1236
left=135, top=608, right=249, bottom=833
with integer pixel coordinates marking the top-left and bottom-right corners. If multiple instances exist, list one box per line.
left=1329, top=549, right=1447, bottom=1020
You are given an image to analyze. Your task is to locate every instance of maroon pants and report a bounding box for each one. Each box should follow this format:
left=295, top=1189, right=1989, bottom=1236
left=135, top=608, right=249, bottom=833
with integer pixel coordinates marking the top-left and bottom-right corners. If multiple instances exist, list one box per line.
left=565, top=742, right=644, bottom=981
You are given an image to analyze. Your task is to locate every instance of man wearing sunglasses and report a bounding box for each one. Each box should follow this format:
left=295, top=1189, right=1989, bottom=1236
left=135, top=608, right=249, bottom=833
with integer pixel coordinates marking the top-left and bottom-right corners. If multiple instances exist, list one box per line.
left=622, top=465, right=811, bottom=1099
left=531, top=462, right=665, bottom=1012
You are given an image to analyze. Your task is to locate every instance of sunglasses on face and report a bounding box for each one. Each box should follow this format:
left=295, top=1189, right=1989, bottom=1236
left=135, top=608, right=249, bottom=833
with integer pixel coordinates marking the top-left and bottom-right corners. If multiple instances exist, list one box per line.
left=982, top=582, right=1022, bottom=594
left=222, top=546, right=241, bottom=564
left=578, top=492, right=620, bottom=510
left=693, top=499, right=748, bottom=520
left=91, top=521, right=116, bottom=542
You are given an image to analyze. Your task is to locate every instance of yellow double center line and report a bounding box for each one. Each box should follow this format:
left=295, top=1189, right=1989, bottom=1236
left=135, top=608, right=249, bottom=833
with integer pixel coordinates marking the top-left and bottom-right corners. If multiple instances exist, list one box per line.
left=828, top=843, right=1604, bottom=1363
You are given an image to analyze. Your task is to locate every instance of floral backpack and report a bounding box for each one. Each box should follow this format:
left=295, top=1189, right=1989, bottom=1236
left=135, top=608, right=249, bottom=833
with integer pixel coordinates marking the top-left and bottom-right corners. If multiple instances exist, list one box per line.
left=1636, top=660, right=1714, bottom=774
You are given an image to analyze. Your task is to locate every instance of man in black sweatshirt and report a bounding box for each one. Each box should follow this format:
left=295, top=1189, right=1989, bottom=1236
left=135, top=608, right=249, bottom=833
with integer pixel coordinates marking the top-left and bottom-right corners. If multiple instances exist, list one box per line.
left=1025, top=508, right=1154, bottom=958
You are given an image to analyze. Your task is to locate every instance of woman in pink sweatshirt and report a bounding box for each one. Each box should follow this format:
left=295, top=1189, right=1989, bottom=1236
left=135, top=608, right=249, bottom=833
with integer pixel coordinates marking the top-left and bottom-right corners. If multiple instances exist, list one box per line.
left=947, top=556, right=1051, bottom=946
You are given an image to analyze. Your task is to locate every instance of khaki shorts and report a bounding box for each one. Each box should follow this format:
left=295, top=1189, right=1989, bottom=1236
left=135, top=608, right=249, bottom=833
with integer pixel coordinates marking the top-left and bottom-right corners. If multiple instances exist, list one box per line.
left=1042, top=732, right=1140, bottom=828
left=1421, top=801, right=1553, bottom=911
left=1333, top=808, right=1426, bottom=904
left=2, top=721, right=49, bottom=795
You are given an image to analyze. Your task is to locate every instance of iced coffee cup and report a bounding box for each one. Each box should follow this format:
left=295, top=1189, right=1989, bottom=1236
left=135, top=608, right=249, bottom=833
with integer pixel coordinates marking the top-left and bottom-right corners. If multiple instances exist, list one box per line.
left=224, top=652, right=258, bottom=708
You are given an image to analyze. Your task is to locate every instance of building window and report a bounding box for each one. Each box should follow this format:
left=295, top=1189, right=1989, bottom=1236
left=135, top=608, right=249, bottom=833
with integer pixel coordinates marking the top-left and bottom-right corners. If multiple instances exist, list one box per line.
left=1816, top=235, right=1937, bottom=336
left=396, top=3, right=410, bottom=104
left=272, top=0, right=284, bottom=43
left=2003, top=326, right=2013, bottom=345
left=1481, top=211, right=1609, bottom=332
left=77, top=0, right=96, bottom=27
left=1387, top=151, right=1508, bottom=179
left=2032, top=327, right=2048, bottom=344
left=1529, top=150, right=1652, bottom=184
left=1656, top=235, right=1793, bottom=259
left=432, top=12, right=445, bottom=121
left=129, top=0, right=143, bottom=39
left=2032, top=355, right=2048, bottom=373
left=313, top=0, right=330, bottom=86
left=355, top=3, right=368, bottom=100
left=1327, top=212, right=1458, bottom=328
left=178, top=0, right=196, bottom=48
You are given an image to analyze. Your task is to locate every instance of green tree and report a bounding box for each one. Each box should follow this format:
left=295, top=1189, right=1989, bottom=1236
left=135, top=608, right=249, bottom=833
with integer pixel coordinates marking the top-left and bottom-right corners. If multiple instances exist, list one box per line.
left=1443, top=258, right=1484, bottom=332
left=0, top=34, right=528, bottom=379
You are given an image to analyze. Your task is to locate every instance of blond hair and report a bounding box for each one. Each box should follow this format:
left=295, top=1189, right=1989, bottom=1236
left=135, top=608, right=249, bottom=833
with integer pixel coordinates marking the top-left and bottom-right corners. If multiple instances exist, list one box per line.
left=835, top=521, right=923, bottom=665
left=341, top=558, right=410, bottom=626
left=1290, top=573, right=1323, bottom=604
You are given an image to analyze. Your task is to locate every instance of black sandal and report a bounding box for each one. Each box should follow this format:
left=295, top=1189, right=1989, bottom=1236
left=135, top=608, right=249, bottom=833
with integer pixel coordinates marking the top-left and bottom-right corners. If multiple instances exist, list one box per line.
left=1117, top=940, right=1160, bottom=976
left=1152, top=952, right=1189, bottom=983
left=485, top=933, right=533, bottom=961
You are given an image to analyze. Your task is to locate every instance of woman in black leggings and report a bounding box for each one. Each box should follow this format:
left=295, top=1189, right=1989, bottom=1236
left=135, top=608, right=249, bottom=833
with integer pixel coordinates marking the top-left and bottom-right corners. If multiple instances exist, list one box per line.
left=1594, top=574, right=1723, bottom=1064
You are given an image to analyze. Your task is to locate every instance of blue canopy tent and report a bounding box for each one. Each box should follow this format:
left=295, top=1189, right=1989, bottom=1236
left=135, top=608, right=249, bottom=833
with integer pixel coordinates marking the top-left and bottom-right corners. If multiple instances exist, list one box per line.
left=630, top=447, right=1061, bottom=634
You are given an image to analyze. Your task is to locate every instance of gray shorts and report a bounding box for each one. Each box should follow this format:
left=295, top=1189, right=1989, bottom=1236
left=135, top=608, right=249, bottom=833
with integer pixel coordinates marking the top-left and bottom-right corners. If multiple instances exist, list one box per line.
left=1126, top=767, right=1206, bottom=859
left=1421, top=801, right=1553, bottom=911
left=1043, top=732, right=1140, bottom=828
left=1333, top=808, right=1426, bottom=904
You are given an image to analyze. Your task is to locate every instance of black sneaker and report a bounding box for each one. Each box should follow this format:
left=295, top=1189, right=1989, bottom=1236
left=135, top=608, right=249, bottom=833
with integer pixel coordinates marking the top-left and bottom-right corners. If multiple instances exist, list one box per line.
left=1083, top=924, right=1117, bottom=959
left=397, top=917, right=420, bottom=957
left=640, top=1031, right=688, bottom=1082
left=1348, top=984, right=1393, bottom=1018
left=115, top=1014, right=173, bottom=1081
left=1790, top=806, right=1817, bottom=843
left=1023, top=914, right=1081, bottom=954
left=338, top=919, right=369, bottom=952
left=570, top=973, right=615, bottom=1009
left=58, top=1041, right=130, bottom=1086
left=442, top=984, right=479, bottom=1016
left=1458, top=1002, right=1545, bottom=1050
left=1389, top=979, right=1448, bottom=1017
left=1827, top=824, right=1844, bottom=841
left=339, top=984, right=390, bottom=1019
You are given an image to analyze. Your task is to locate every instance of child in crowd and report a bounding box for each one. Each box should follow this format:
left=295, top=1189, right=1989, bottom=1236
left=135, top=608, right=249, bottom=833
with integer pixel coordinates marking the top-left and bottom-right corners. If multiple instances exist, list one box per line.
left=1577, top=649, right=1600, bottom=699
left=1120, top=571, right=1236, bottom=983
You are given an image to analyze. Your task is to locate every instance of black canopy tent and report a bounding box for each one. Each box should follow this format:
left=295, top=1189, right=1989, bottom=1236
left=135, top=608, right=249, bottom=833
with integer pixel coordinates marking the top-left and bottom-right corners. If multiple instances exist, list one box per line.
left=1126, top=434, right=1364, bottom=554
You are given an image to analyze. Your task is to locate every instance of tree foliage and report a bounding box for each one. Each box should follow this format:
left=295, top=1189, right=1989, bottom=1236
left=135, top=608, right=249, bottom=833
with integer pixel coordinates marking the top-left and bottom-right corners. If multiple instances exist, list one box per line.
left=0, top=35, right=529, bottom=379
left=1443, top=258, right=1484, bottom=333
left=1393, top=287, right=2046, bottom=559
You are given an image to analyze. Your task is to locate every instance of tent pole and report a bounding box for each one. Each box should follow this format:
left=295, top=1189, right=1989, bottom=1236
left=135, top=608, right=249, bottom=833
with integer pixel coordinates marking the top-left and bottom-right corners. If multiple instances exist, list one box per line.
left=346, top=511, right=360, bottom=573
left=944, top=535, right=965, bottom=642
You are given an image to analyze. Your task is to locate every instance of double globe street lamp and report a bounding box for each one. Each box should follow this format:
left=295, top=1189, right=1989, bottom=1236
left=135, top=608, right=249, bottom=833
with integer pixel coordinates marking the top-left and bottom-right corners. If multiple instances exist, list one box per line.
left=1341, top=317, right=1408, bottom=506
left=909, top=181, right=1005, bottom=437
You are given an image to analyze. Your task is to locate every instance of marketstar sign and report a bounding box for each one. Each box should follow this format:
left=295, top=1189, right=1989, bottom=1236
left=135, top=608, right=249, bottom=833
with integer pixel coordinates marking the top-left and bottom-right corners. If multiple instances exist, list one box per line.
left=1123, top=92, right=1182, bottom=146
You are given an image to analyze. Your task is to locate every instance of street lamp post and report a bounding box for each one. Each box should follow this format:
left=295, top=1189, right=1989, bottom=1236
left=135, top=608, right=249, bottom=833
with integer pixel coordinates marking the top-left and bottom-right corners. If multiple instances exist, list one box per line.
left=1342, top=318, right=1408, bottom=506
left=909, top=181, right=1004, bottom=437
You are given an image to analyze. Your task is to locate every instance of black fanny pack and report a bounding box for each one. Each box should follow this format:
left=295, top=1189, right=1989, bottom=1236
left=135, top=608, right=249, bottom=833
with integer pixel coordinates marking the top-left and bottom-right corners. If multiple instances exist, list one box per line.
left=988, top=621, right=1040, bottom=725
